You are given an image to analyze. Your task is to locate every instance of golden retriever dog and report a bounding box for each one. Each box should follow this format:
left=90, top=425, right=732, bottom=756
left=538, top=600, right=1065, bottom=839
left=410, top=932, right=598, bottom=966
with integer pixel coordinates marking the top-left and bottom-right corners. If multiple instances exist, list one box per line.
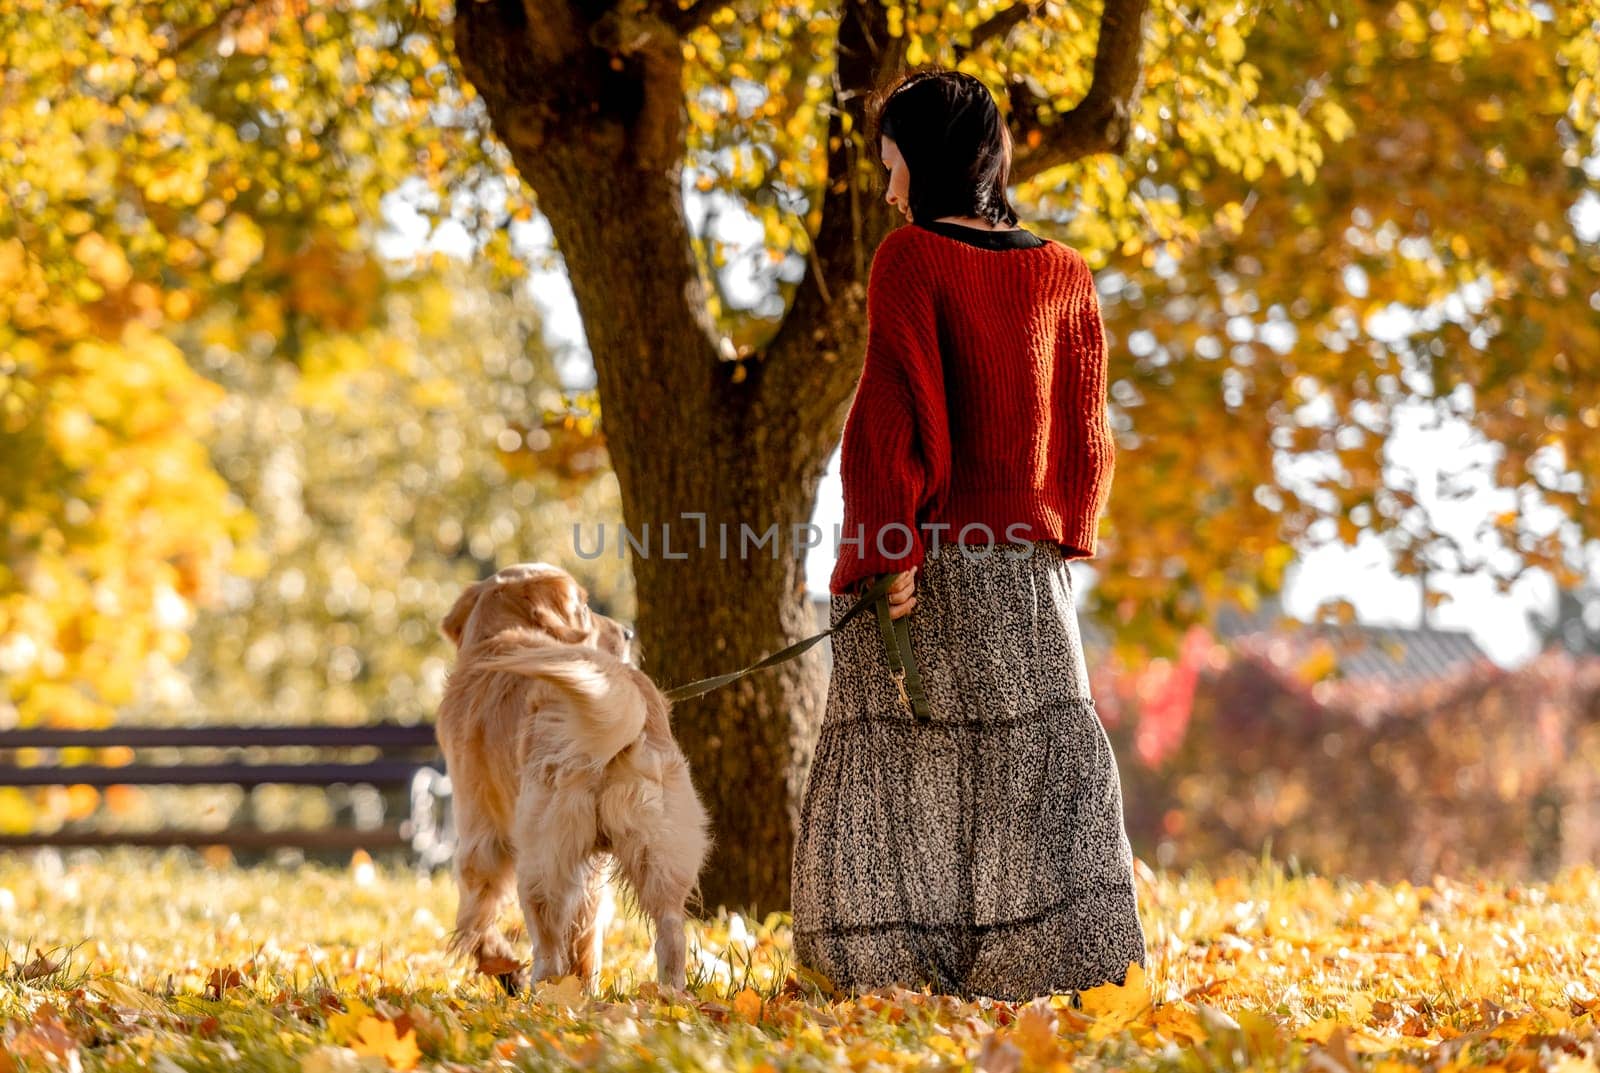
left=436, top=562, right=711, bottom=995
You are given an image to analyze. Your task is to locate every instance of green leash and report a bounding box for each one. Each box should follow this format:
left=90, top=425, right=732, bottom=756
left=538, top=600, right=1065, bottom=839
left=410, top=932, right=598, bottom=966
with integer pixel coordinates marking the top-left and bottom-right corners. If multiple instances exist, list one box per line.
left=662, top=571, right=933, bottom=719
left=873, top=579, right=933, bottom=719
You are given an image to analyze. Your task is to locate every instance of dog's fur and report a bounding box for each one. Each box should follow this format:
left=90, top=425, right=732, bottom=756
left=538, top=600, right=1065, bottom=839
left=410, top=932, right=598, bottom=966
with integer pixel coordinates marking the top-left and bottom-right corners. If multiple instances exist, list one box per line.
left=436, top=563, right=712, bottom=994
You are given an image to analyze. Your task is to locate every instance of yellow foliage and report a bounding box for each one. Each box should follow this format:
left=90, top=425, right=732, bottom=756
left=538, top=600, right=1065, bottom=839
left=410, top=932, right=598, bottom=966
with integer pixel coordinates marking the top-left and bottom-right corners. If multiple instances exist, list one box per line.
left=0, top=0, right=531, bottom=733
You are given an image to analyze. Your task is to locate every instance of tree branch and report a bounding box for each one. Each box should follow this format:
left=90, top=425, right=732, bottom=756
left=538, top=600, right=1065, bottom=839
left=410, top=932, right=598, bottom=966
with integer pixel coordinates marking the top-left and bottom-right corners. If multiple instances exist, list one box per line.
left=1008, top=0, right=1150, bottom=182
left=953, top=0, right=1041, bottom=62
left=753, top=0, right=901, bottom=460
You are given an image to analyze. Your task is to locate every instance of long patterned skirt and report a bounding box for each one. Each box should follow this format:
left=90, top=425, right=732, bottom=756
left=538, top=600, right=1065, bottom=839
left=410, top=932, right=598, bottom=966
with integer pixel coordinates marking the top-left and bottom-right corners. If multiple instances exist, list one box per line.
left=790, top=539, right=1147, bottom=1002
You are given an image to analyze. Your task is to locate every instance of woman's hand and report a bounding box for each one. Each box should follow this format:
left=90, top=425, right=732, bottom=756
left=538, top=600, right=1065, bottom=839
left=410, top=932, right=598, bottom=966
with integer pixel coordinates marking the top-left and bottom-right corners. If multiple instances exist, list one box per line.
left=885, top=567, right=917, bottom=620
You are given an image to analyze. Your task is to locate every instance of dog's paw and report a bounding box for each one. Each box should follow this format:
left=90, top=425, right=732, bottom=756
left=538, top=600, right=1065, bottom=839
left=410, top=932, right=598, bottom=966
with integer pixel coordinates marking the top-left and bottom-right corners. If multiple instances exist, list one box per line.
left=477, top=956, right=528, bottom=997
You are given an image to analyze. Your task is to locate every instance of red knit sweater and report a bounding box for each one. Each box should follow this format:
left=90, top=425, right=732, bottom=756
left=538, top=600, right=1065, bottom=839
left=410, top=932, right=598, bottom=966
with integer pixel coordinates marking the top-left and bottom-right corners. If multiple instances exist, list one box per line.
left=829, top=222, right=1116, bottom=596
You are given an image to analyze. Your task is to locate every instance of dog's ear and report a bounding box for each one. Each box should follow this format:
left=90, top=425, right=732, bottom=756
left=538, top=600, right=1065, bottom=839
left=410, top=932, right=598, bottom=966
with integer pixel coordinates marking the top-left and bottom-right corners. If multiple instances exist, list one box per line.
left=512, top=574, right=589, bottom=642
left=441, top=579, right=489, bottom=647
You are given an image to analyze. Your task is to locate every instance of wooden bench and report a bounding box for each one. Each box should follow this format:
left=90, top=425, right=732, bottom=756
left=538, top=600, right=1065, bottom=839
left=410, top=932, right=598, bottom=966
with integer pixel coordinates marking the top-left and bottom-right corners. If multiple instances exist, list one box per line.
left=0, top=723, right=454, bottom=865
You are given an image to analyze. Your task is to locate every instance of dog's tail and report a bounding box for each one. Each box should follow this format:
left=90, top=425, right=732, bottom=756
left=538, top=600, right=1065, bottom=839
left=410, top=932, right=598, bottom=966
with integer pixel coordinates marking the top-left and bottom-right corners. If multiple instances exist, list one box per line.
left=474, top=646, right=646, bottom=767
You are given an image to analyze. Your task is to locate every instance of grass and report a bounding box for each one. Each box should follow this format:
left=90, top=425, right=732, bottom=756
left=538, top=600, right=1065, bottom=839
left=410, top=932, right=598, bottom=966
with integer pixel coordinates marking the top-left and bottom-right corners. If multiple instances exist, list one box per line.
left=2, top=850, right=1599, bottom=1071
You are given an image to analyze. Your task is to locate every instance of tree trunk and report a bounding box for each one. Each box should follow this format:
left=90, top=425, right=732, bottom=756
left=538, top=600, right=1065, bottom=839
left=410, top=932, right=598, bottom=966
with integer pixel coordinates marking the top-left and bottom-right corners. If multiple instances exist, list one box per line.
left=451, top=0, right=883, bottom=913
left=627, top=459, right=834, bottom=916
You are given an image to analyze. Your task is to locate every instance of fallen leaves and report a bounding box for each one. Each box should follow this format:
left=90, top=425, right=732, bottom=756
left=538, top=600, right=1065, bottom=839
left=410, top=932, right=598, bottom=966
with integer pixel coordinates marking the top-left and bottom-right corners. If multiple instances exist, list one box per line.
left=322, top=998, right=422, bottom=1070
left=532, top=973, right=586, bottom=1011
left=349, top=1015, right=421, bottom=1071
left=1, top=1005, right=82, bottom=1073
left=473, top=955, right=522, bottom=978
left=3, top=856, right=1600, bottom=1071
left=16, top=949, right=62, bottom=983
left=1078, top=961, right=1154, bottom=1038
left=732, top=986, right=764, bottom=1022
left=204, top=964, right=245, bottom=1000
left=1004, top=1002, right=1070, bottom=1067
left=86, top=976, right=168, bottom=1017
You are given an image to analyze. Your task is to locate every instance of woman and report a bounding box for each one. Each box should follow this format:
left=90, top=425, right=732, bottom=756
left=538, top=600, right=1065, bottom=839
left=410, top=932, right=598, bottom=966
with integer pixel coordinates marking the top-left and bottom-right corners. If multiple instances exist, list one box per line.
left=790, top=68, right=1148, bottom=1002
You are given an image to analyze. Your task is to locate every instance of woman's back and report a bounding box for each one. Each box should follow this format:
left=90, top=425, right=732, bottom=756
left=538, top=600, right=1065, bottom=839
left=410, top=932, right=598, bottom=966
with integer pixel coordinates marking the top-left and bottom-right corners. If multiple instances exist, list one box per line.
left=829, top=222, right=1115, bottom=596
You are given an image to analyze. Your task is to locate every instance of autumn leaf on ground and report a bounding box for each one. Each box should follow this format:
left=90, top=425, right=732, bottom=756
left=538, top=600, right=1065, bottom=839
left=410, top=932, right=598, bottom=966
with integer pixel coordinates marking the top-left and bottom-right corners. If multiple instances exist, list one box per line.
left=18, top=949, right=62, bottom=982
left=732, top=986, right=763, bottom=1022
left=398, top=1003, right=451, bottom=1054
left=788, top=963, right=837, bottom=997
left=1008, top=1002, right=1069, bottom=1066
left=5, top=1004, right=80, bottom=1071
left=205, top=965, right=244, bottom=1000
left=327, top=998, right=376, bottom=1043
left=1147, top=1001, right=1208, bottom=1046
left=9, top=854, right=1600, bottom=1071
left=88, top=977, right=168, bottom=1016
left=299, top=1046, right=387, bottom=1073
left=475, top=956, right=524, bottom=978
left=1301, top=1015, right=1351, bottom=1044
left=974, top=1032, right=1022, bottom=1073
left=350, top=1015, right=421, bottom=1071
left=533, top=974, right=586, bottom=1010
left=1078, top=961, right=1153, bottom=1038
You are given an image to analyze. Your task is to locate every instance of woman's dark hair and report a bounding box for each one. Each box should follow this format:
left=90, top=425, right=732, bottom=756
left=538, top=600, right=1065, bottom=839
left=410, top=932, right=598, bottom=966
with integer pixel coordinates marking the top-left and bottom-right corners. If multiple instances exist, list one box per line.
left=867, top=67, right=1020, bottom=228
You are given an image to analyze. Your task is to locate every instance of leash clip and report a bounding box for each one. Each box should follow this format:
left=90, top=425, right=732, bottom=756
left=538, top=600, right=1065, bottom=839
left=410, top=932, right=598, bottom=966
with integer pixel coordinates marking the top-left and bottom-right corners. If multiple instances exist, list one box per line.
left=875, top=584, right=930, bottom=720
left=890, top=667, right=911, bottom=712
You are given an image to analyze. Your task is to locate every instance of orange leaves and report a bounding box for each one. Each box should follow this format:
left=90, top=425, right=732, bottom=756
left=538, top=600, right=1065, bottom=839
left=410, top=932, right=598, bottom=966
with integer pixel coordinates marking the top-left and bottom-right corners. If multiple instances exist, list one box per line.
left=349, top=1015, right=422, bottom=1071
left=976, top=1001, right=1072, bottom=1070
left=315, top=997, right=424, bottom=1071
left=0, top=1004, right=81, bottom=1073
left=474, top=956, right=524, bottom=979
left=1077, top=962, right=1154, bottom=1039
left=731, top=986, right=764, bottom=1022
left=1091, top=3, right=1600, bottom=664
left=204, top=965, right=246, bottom=1001
left=16, top=949, right=63, bottom=983
left=1010, top=1002, right=1068, bottom=1061
left=1146, top=1000, right=1208, bottom=1046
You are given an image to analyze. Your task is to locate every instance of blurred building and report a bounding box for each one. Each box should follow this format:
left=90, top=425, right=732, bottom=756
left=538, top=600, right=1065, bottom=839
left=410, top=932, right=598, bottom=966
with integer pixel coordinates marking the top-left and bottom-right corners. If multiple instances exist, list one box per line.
left=1093, top=593, right=1493, bottom=688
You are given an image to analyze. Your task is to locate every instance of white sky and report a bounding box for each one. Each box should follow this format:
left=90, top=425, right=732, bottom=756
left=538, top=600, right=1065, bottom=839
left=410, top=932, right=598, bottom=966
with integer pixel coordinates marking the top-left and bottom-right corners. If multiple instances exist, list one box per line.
left=389, top=185, right=1600, bottom=673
